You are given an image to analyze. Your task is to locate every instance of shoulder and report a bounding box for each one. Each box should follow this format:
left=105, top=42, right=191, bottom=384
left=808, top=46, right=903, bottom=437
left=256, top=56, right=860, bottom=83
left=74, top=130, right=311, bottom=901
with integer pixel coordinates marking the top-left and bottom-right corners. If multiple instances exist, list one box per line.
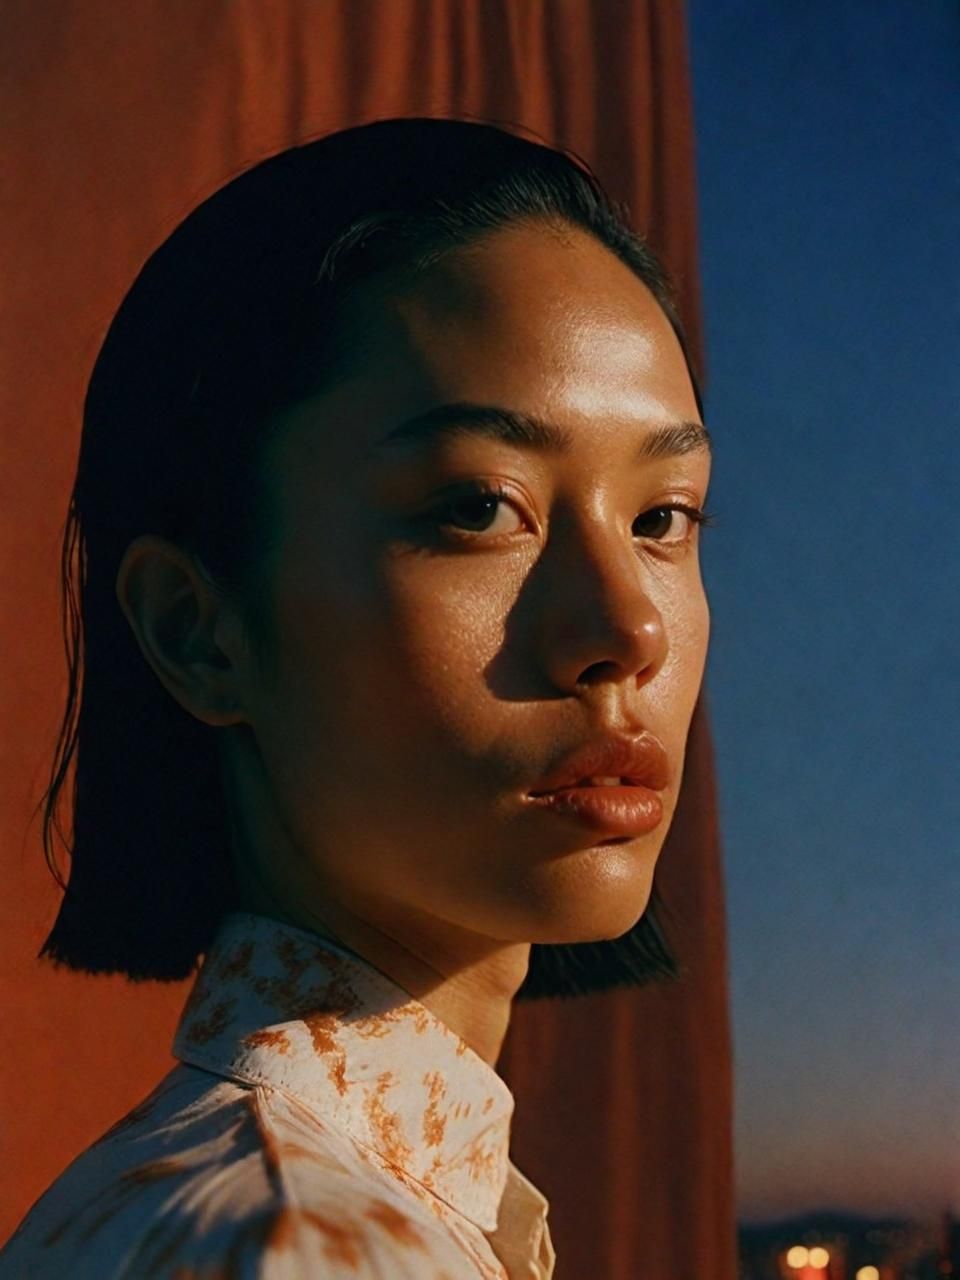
left=0, top=1068, right=473, bottom=1279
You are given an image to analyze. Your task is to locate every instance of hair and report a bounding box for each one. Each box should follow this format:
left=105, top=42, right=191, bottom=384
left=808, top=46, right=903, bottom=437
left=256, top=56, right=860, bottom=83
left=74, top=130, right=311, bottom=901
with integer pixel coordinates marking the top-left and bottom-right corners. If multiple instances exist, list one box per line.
left=36, top=115, right=703, bottom=1001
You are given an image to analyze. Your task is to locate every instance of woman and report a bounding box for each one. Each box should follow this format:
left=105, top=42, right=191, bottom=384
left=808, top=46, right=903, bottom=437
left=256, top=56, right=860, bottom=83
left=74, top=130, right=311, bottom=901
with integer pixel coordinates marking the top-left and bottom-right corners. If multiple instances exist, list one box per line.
left=1, top=116, right=713, bottom=1278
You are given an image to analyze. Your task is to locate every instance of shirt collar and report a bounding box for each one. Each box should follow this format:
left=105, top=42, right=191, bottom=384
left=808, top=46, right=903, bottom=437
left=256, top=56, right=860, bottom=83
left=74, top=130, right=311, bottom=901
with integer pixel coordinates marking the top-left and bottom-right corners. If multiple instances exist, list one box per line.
left=170, top=910, right=532, bottom=1238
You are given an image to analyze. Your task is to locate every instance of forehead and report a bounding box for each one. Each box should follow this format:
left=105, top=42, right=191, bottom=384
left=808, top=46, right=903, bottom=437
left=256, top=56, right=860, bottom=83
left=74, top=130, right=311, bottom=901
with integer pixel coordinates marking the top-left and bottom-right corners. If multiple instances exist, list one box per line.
left=365, top=223, right=690, bottom=413
left=271, top=222, right=699, bottom=471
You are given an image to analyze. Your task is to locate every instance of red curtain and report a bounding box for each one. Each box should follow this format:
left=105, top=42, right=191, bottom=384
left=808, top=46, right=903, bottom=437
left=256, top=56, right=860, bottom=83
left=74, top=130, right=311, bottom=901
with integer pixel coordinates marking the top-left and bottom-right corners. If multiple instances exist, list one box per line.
left=0, top=3, right=735, bottom=1275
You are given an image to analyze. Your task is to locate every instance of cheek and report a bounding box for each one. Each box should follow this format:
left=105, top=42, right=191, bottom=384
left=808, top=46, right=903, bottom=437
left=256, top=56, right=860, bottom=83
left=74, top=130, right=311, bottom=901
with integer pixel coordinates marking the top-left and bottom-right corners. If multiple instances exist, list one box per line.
left=683, top=576, right=711, bottom=662
left=367, top=554, right=521, bottom=725
left=648, top=569, right=710, bottom=717
left=266, top=545, right=521, bottom=756
left=677, top=575, right=710, bottom=686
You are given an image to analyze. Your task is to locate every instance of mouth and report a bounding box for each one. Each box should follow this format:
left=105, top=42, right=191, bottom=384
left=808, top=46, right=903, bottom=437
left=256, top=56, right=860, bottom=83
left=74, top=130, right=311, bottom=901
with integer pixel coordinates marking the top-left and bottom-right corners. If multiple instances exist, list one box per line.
left=530, top=776, right=638, bottom=794
left=525, top=779, right=665, bottom=837
left=522, top=730, right=671, bottom=837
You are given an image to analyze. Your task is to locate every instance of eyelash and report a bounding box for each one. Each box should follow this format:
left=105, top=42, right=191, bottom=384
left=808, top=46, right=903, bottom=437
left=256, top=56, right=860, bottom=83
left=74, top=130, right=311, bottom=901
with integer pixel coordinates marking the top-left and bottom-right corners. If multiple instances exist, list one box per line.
left=428, top=481, right=717, bottom=545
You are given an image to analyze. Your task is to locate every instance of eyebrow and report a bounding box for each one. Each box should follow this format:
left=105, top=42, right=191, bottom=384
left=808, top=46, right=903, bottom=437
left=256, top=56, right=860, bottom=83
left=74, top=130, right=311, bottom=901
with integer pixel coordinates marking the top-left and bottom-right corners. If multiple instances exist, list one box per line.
left=369, top=401, right=712, bottom=461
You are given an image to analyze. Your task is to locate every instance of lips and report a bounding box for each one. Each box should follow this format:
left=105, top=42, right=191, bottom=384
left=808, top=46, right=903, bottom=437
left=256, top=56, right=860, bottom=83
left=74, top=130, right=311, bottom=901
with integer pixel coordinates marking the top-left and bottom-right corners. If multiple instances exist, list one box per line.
left=526, top=783, right=665, bottom=836
left=527, top=732, right=671, bottom=796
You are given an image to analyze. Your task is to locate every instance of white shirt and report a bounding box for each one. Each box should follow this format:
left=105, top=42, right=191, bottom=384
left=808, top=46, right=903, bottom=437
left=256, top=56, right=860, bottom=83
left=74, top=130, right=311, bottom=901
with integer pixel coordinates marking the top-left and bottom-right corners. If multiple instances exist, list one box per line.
left=0, top=910, right=556, bottom=1278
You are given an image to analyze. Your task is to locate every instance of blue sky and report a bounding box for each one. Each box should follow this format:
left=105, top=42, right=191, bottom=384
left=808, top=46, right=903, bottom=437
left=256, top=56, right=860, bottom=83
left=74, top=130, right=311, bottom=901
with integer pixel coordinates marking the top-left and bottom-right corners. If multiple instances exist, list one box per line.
left=687, top=0, right=959, bottom=1221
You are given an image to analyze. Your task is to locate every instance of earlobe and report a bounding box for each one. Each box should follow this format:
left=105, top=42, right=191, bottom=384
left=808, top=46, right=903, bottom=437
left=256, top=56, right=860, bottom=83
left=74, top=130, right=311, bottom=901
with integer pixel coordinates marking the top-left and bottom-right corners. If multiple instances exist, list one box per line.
left=114, top=534, right=247, bottom=727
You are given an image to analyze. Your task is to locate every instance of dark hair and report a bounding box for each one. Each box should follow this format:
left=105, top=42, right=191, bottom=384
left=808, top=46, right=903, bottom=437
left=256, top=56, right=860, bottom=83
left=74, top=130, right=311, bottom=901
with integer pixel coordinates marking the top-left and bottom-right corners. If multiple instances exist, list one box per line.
left=37, top=115, right=703, bottom=1001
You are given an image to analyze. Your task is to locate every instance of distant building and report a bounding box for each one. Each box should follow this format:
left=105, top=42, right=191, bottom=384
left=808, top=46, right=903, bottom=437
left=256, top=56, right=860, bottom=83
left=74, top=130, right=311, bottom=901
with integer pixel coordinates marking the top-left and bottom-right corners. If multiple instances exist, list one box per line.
left=738, top=1211, right=945, bottom=1280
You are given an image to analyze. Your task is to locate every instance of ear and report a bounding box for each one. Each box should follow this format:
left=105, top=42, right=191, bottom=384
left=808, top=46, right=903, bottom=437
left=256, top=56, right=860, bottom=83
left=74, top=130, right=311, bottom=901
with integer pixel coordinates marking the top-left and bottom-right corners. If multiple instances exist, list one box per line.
left=115, top=535, right=250, bottom=727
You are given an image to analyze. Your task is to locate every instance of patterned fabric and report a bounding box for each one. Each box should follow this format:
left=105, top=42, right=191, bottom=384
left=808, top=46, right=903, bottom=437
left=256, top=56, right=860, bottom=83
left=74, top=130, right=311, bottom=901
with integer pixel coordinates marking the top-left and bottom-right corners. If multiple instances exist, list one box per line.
left=0, top=911, right=556, bottom=1278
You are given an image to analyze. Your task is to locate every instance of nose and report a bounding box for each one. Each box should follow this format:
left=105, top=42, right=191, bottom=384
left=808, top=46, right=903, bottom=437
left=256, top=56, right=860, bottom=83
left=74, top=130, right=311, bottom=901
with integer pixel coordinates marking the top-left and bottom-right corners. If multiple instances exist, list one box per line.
left=534, top=513, right=668, bottom=695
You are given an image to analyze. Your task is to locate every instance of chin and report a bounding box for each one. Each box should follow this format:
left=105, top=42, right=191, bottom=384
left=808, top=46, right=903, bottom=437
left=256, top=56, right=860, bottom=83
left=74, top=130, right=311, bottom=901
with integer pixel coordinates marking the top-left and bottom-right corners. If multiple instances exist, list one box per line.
left=546, top=900, right=654, bottom=946
left=506, top=861, right=657, bottom=946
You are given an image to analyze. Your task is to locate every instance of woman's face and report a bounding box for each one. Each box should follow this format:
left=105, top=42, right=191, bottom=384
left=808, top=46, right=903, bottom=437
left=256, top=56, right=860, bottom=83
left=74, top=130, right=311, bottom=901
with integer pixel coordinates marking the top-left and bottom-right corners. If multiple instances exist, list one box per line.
left=229, top=220, right=711, bottom=950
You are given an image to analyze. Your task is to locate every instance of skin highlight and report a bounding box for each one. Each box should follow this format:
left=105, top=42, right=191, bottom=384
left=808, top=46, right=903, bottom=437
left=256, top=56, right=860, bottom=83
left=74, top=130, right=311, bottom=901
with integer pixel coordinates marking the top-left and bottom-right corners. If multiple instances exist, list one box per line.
left=115, top=221, right=711, bottom=1067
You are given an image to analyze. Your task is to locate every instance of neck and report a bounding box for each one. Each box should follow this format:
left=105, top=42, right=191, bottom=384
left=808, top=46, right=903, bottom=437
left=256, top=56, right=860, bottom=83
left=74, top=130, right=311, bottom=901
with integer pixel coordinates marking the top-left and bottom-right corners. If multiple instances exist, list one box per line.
left=231, top=841, right=531, bottom=1068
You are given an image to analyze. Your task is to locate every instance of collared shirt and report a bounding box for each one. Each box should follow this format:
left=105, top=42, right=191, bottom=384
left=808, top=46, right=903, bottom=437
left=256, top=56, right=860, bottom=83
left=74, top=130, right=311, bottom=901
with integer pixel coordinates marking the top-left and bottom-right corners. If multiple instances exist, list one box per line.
left=0, top=910, right=556, bottom=1279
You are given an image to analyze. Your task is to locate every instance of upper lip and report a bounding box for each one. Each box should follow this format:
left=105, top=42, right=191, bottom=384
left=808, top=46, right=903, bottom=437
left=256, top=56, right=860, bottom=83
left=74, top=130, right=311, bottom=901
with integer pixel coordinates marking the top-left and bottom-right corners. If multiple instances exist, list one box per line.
left=527, top=731, right=671, bottom=794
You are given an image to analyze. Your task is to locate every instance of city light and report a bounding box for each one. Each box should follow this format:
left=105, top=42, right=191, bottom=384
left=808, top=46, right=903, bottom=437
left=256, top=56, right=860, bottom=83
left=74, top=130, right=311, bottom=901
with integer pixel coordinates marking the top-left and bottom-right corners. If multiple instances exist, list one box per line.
left=743, top=1214, right=955, bottom=1277
left=785, top=1244, right=831, bottom=1271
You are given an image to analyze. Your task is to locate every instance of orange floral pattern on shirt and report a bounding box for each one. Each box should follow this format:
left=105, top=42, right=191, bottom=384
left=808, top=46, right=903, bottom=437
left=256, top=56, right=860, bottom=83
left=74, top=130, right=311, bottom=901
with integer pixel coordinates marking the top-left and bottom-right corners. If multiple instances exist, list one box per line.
left=0, top=910, right=555, bottom=1279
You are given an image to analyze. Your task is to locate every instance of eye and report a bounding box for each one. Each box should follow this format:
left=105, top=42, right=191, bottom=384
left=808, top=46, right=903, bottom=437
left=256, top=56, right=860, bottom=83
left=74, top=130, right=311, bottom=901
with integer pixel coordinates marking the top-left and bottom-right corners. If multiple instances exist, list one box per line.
left=632, top=503, right=712, bottom=544
left=424, top=490, right=715, bottom=546
left=432, top=483, right=525, bottom=537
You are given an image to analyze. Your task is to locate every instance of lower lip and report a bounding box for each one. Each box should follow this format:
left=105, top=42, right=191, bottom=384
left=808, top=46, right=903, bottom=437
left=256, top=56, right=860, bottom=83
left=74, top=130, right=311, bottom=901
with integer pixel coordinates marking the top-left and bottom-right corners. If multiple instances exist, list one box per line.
left=525, top=785, right=665, bottom=836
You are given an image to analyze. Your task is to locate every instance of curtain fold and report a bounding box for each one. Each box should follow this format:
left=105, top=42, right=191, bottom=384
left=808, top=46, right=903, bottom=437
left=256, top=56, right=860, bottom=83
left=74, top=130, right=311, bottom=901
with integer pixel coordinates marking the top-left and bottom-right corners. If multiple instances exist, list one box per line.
left=0, top=3, right=735, bottom=1275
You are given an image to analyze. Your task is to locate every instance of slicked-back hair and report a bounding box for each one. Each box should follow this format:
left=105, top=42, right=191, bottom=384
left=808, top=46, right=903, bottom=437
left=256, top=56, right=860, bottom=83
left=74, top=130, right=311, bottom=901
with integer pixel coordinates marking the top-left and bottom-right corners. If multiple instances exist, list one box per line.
left=37, top=115, right=703, bottom=1000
